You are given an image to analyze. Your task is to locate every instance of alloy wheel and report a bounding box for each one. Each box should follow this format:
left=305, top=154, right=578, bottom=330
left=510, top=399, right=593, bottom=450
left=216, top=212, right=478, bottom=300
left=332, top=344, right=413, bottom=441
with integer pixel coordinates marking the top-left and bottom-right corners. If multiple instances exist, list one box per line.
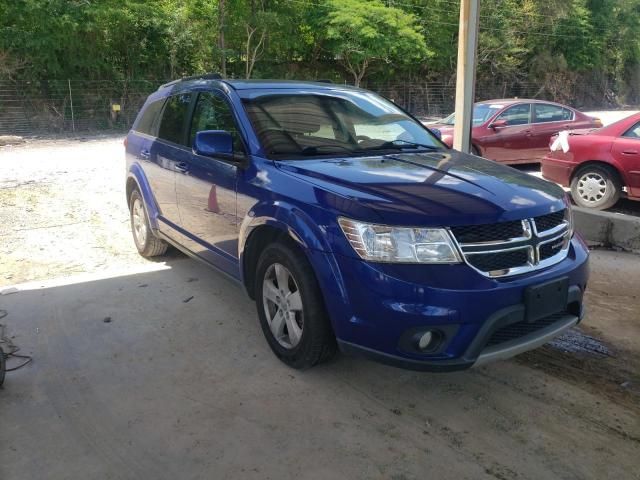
left=262, top=263, right=304, bottom=349
left=132, top=197, right=148, bottom=247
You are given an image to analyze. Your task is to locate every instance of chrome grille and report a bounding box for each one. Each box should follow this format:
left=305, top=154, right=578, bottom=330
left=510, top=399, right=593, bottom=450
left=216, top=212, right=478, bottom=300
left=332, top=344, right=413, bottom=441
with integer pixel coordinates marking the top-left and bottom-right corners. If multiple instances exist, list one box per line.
left=450, top=210, right=571, bottom=278
left=450, top=221, right=523, bottom=244
left=534, top=211, right=565, bottom=233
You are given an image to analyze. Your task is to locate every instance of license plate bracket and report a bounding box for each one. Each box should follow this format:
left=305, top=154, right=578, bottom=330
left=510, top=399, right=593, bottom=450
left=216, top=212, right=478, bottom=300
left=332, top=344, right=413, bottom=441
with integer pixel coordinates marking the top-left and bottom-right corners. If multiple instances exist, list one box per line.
left=524, top=277, right=569, bottom=323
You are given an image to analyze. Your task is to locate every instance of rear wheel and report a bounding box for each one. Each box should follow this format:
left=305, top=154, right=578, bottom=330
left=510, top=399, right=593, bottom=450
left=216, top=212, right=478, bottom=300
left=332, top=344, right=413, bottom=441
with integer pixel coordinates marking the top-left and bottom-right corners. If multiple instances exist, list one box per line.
left=570, top=165, right=621, bottom=210
left=255, top=242, right=336, bottom=369
left=471, top=145, right=481, bottom=157
left=129, top=189, right=168, bottom=257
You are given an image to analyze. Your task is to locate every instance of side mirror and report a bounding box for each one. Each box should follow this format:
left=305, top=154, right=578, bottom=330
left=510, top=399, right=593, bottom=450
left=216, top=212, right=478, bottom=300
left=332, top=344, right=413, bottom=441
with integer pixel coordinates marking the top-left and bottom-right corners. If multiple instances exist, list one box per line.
left=490, top=119, right=508, bottom=130
left=193, top=130, right=233, bottom=158
left=428, top=127, right=442, bottom=140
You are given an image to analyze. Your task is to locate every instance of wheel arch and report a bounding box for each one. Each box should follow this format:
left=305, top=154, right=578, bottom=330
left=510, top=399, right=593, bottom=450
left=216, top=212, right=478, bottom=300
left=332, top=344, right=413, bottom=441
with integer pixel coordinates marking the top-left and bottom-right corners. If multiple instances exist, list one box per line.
left=570, top=160, right=626, bottom=187
left=126, top=164, right=160, bottom=229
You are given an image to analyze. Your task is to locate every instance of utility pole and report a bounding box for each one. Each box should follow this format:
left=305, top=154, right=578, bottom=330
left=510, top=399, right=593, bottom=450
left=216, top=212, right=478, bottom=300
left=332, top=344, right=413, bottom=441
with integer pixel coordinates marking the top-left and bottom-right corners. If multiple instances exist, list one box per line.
left=453, top=0, right=480, bottom=153
left=219, top=0, right=227, bottom=77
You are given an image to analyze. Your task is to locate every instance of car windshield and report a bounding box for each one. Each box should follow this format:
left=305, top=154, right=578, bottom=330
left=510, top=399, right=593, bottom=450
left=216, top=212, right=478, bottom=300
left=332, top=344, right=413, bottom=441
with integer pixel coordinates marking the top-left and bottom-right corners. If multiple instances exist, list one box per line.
left=242, top=91, right=442, bottom=159
left=440, top=104, right=504, bottom=126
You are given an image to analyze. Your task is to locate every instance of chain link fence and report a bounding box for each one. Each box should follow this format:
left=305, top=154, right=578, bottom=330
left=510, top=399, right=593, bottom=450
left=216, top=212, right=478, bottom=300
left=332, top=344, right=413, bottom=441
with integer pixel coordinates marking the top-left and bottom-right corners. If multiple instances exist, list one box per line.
left=0, top=78, right=625, bottom=137
left=0, top=79, right=160, bottom=136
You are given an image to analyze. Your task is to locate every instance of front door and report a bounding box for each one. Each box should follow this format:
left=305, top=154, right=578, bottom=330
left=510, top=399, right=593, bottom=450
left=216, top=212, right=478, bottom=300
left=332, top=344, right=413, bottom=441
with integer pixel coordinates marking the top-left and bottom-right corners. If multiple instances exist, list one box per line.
left=482, top=103, right=535, bottom=163
left=175, top=91, right=244, bottom=277
left=612, top=121, right=640, bottom=197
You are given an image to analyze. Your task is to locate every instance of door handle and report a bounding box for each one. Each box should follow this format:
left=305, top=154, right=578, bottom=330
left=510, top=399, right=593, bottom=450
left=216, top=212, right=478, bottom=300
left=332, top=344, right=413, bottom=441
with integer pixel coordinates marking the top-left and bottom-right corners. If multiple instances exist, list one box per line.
left=175, top=162, right=189, bottom=173
left=524, top=130, right=532, bottom=137
left=139, top=149, right=150, bottom=159
left=622, top=150, right=638, bottom=155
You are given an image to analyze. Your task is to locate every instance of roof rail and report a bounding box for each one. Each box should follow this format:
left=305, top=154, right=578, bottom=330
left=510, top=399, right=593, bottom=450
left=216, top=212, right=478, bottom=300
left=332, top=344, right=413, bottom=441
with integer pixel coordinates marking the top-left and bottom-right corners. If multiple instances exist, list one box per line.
left=158, top=73, right=223, bottom=90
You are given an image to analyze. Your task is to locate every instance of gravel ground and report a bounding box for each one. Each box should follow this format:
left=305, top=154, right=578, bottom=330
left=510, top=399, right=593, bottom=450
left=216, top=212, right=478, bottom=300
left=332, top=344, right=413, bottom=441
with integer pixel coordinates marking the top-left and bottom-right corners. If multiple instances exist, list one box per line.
left=1, top=137, right=639, bottom=479
left=0, top=135, right=152, bottom=286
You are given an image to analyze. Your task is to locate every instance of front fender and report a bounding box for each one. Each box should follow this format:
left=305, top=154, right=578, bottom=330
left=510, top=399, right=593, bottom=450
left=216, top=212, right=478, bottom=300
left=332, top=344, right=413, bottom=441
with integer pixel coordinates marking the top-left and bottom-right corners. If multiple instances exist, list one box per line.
left=238, top=202, right=353, bottom=339
left=127, top=163, right=160, bottom=230
left=238, top=200, right=333, bottom=254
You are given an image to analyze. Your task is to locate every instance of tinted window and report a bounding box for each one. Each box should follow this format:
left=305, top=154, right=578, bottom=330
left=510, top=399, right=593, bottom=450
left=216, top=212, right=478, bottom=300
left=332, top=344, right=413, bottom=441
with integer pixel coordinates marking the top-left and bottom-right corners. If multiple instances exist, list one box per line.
left=496, top=104, right=531, bottom=126
left=135, top=99, right=164, bottom=135
left=534, top=103, right=573, bottom=123
left=158, top=93, right=192, bottom=145
left=623, top=122, right=640, bottom=139
left=189, top=92, right=243, bottom=151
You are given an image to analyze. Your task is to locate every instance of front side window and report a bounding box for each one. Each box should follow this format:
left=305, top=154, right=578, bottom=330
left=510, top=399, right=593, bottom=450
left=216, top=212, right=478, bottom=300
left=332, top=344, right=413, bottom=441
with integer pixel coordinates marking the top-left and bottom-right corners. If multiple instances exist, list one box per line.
left=242, top=91, right=442, bottom=159
left=189, top=92, right=244, bottom=152
left=157, top=93, right=192, bottom=145
left=495, top=104, right=531, bottom=126
left=534, top=104, right=573, bottom=123
left=623, top=121, right=640, bottom=139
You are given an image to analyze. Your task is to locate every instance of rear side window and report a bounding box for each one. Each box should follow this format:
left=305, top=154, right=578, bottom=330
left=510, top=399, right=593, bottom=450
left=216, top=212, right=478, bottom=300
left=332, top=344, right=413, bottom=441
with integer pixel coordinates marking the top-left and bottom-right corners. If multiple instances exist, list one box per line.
left=135, top=99, right=164, bottom=135
left=158, top=93, right=192, bottom=145
left=534, top=104, right=573, bottom=123
left=496, top=104, right=531, bottom=126
left=189, top=92, right=244, bottom=152
left=623, top=122, right=640, bottom=139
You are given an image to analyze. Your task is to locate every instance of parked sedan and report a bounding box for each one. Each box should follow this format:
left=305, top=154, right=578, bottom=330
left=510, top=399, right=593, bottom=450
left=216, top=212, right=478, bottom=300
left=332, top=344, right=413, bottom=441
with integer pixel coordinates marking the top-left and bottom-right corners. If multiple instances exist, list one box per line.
left=430, top=99, right=601, bottom=164
left=542, top=112, right=640, bottom=210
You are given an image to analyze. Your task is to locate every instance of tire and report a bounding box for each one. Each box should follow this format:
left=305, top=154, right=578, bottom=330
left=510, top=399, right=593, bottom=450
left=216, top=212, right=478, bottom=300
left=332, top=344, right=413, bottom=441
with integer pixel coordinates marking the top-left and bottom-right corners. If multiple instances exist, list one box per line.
left=255, top=241, right=337, bottom=369
left=471, top=145, right=481, bottom=157
left=570, top=165, right=621, bottom=210
left=129, top=189, right=168, bottom=257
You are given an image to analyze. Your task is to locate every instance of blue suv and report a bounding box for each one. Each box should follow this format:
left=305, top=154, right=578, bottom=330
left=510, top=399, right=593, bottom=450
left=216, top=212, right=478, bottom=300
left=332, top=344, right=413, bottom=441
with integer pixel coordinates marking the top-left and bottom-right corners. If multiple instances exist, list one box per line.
left=125, top=75, right=589, bottom=371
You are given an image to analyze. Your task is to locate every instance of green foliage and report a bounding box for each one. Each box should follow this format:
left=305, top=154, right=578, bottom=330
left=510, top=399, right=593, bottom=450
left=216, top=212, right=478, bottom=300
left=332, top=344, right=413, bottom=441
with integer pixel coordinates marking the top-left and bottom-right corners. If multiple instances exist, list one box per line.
left=0, top=0, right=638, bottom=103
left=324, top=0, right=431, bottom=86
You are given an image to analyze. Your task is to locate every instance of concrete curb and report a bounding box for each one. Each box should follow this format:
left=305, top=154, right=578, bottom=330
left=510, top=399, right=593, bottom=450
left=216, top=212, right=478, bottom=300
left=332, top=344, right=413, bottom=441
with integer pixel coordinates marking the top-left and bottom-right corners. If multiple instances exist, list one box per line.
left=573, top=207, right=640, bottom=253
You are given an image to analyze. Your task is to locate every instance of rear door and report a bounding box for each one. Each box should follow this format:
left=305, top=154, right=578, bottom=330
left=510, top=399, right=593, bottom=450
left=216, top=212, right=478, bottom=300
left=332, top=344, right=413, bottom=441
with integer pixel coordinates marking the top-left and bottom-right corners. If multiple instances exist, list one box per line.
left=530, top=103, right=575, bottom=160
left=612, top=121, right=640, bottom=197
left=481, top=103, right=534, bottom=163
left=175, top=90, right=244, bottom=277
left=149, top=91, right=194, bottom=238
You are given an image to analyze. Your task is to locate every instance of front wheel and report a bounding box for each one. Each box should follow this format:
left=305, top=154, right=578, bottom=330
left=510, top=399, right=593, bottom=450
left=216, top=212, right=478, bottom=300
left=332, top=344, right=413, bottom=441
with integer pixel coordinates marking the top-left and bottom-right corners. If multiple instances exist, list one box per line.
left=570, top=165, right=621, bottom=210
left=255, top=242, right=336, bottom=369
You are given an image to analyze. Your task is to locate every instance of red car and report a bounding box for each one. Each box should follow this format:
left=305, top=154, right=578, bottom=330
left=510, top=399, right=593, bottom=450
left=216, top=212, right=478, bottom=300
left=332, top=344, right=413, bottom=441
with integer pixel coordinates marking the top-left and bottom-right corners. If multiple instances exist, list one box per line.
left=542, top=112, right=640, bottom=210
left=430, top=99, right=601, bottom=164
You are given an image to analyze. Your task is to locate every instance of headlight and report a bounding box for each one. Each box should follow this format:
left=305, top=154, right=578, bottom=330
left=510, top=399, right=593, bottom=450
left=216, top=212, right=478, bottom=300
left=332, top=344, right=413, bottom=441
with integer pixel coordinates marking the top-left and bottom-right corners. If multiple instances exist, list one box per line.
left=338, top=217, right=462, bottom=264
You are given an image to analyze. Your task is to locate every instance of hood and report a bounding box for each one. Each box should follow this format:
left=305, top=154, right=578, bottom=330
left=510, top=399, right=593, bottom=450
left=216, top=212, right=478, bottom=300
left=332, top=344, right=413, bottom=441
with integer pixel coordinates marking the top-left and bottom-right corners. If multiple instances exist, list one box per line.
left=276, top=150, right=566, bottom=226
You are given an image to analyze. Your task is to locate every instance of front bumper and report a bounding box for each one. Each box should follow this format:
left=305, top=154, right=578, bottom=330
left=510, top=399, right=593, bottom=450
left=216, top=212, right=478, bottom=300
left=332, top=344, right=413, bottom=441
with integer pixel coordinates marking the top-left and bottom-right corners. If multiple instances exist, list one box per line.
left=330, top=235, right=589, bottom=371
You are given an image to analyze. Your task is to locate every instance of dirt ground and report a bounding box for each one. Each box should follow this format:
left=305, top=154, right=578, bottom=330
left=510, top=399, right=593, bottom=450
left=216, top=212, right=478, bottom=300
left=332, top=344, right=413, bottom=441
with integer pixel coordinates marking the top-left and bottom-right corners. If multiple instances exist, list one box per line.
left=1, top=137, right=639, bottom=479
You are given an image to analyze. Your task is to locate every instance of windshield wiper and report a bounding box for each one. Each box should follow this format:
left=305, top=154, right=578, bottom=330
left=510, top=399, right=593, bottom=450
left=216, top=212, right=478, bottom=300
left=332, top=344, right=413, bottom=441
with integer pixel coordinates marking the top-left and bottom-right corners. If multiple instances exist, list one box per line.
left=363, top=139, right=440, bottom=151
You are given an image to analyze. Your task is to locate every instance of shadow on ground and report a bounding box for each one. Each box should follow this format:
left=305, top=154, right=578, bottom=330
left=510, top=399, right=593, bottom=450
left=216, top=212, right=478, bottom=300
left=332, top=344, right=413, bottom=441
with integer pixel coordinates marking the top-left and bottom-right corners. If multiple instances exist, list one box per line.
left=0, top=258, right=638, bottom=480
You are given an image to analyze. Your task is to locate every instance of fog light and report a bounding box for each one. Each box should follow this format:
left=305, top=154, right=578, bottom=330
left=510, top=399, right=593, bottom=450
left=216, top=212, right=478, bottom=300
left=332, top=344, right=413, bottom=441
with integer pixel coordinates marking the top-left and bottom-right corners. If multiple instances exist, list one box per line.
left=418, top=331, right=434, bottom=350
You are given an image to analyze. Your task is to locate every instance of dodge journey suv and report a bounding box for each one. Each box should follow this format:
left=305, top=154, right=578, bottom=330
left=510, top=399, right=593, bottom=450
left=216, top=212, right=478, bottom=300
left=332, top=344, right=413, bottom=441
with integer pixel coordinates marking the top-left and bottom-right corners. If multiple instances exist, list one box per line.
left=125, top=75, right=589, bottom=371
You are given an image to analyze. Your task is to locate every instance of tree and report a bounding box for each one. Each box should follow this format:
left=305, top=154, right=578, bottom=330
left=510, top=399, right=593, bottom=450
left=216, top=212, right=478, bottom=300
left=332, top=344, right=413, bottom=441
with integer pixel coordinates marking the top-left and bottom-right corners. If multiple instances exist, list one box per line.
left=323, top=0, right=431, bottom=86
